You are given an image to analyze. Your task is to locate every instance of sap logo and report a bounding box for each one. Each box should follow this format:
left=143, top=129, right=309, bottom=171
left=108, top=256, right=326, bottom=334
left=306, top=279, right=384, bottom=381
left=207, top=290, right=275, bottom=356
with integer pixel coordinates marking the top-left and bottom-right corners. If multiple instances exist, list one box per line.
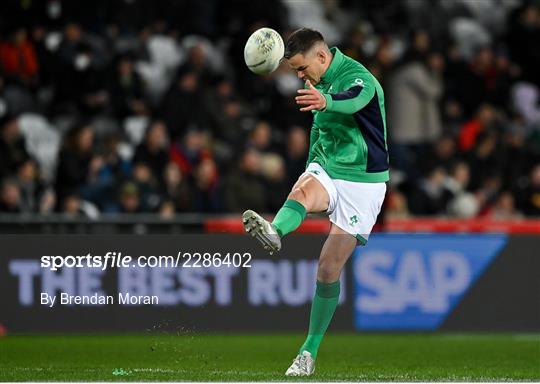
left=353, top=234, right=506, bottom=330
left=355, top=251, right=471, bottom=314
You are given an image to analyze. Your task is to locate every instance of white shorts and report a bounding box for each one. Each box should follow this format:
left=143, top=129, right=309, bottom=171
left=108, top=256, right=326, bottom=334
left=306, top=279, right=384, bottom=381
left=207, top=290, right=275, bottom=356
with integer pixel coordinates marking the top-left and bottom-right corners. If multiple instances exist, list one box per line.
left=303, top=163, right=386, bottom=245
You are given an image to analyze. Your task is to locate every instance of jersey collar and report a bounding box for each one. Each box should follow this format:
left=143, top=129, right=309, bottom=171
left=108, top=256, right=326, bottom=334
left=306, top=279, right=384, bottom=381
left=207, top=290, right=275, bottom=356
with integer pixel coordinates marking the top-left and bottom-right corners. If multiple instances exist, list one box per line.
left=320, top=47, right=344, bottom=85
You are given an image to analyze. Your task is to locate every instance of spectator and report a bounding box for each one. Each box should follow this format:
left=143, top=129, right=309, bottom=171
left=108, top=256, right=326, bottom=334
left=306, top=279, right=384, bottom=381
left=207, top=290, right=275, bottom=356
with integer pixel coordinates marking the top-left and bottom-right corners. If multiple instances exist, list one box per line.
left=170, top=129, right=212, bottom=177
left=0, top=178, right=22, bottom=213
left=119, top=181, right=142, bottom=213
left=443, top=43, right=468, bottom=128
left=61, top=194, right=100, bottom=218
left=61, top=194, right=82, bottom=216
left=465, top=131, right=503, bottom=191
left=341, top=25, right=369, bottom=63
left=284, top=126, right=309, bottom=186
left=260, top=153, right=289, bottom=212
left=129, top=162, right=162, bottom=212
left=487, top=191, right=523, bottom=220
left=205, top=75, right=235, bottom=128
left=162, top=162, right=192, bottom=212
left=401, top=29, right=431, bottom=64
left=368, top=38, right=397, bottom=87
left=270, top=63, right=306, bottom=128
left=459, top=47, right=496, bottom=115
left=445, top=162, right=480, bottom=218
left=54, top=123, right=97, bottom=204
left=16, top=159, right=55, bottom=214
left=212, top=95, right=252, bottom=147
left=181, top=41, right=215, bottom=85
left=191, top=158, right=221, bottom=213
left=56, top=23, right=110, bottom=115
left=109, top=55, right=148, bottom=119
left=248, top=120, right=273, bottom=153
left=445, top=161, right=470, bottom=196
left=423, top=135, right=458, bottom=174
left=507, top=4, right=540, bottom=86
left=225, top=149, right=266, bottom=213
left=0, top=115, right=30, bottom=179
left=88, top=134, right=132, bottom=212
left=458, top=104, right=497, bottom=152
left=133, top=120, right=170, bottom=186
left=386, top=187, right=410, bottom=219
left=159, top=68, right=206, bottom=140
left=0, top=28, right=39, bottom=86
left=159, top=199, right=176, bottom=219
left=407, top=166, right=451, bottom=216
left=476, top=174, right=503, bottom=215
left=388, top=50, right=445, bottom=174
left=489, top=51, right=519, bottom=109
left=518, top=165, right=540, bottom=216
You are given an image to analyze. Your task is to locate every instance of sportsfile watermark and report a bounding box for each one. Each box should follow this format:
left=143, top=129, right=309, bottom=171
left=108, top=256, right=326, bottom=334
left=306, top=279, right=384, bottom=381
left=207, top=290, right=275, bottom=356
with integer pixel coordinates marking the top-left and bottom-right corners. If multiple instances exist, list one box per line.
left=0, top=234, right=267, bottom=309
left=36, top=251, right=252, bottom=306
left=41, top=251, right=252, bottom=271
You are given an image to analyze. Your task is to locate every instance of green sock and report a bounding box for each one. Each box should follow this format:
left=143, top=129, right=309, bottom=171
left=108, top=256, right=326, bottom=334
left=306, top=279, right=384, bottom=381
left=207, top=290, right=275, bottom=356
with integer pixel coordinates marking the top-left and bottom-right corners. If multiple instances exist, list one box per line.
left=271, top=199, right=307, bottom=238
left=299, top=280, right=340, bottom=359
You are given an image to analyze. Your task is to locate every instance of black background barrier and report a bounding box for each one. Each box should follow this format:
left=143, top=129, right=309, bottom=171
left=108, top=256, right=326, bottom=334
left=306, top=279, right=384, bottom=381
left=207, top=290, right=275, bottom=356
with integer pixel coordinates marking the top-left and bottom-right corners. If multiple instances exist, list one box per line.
left=442, top=235, right=540, bottom=331
left=0, top=234, right=538, bottom=333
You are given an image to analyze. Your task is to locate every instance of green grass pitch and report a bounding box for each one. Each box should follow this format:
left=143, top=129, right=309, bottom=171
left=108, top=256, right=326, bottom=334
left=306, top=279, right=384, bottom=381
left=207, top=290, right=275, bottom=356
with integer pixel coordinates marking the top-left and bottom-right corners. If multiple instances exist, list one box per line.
left=1, top=333, right=539, bottom=381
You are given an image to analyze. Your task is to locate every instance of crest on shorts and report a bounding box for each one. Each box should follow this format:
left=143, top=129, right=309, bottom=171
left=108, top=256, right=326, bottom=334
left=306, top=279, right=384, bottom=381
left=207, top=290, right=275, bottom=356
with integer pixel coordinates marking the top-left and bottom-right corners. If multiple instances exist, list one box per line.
left=349, top=215, right=359, bottom=225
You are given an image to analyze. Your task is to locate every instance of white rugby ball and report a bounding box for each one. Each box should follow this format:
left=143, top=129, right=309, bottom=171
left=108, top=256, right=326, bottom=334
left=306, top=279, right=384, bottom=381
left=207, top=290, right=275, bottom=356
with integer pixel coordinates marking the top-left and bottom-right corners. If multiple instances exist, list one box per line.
left=244, top=27, right=284, bottom=75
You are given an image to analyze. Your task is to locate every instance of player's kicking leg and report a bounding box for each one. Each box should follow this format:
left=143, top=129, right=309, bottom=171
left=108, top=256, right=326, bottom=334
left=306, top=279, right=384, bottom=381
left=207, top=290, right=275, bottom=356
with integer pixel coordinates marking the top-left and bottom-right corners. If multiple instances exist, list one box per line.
left=243, top=167, right=333, bottom=376
left=242, top=171, right=329, bottom=254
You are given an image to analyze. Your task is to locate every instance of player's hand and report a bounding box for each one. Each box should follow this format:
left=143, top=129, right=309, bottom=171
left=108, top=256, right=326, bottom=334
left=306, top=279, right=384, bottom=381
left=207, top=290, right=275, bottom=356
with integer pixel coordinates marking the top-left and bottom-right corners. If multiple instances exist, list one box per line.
left=295, top=80, right=327, bottom=112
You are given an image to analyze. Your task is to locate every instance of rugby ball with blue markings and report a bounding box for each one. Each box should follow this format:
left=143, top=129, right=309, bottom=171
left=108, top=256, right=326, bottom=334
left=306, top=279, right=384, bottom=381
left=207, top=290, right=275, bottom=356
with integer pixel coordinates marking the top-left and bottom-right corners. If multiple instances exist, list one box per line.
left=244, top=27, right=284, bottom=75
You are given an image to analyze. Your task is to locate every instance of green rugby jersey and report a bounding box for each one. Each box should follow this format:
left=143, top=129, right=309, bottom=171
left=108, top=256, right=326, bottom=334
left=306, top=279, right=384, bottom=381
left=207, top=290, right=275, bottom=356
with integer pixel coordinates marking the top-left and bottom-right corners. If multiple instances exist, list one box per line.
left=307, top=47, right=389, bottom=183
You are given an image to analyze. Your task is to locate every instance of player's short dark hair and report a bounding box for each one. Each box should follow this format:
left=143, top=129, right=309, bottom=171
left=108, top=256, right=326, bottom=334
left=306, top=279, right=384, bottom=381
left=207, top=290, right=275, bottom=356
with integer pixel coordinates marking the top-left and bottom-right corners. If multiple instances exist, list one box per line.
left=284, top=28, right=325, bottom=59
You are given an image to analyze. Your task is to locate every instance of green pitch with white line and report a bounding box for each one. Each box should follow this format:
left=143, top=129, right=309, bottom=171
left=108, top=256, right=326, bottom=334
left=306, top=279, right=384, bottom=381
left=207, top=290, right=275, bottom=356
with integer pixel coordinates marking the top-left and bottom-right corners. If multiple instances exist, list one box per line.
left=1, top=333, right=539, bottom=381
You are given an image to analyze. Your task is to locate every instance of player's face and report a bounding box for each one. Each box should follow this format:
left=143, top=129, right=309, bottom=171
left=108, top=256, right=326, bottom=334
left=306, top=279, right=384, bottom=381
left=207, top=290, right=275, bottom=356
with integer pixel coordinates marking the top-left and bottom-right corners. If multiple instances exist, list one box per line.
left=287, top=49, right=325, bottom=85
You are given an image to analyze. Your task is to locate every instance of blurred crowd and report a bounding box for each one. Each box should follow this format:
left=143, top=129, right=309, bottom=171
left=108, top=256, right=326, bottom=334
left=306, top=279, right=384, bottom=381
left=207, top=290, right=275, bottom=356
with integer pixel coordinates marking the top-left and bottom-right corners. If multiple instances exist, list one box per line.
left=0, top=0, right=539, bottom=218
